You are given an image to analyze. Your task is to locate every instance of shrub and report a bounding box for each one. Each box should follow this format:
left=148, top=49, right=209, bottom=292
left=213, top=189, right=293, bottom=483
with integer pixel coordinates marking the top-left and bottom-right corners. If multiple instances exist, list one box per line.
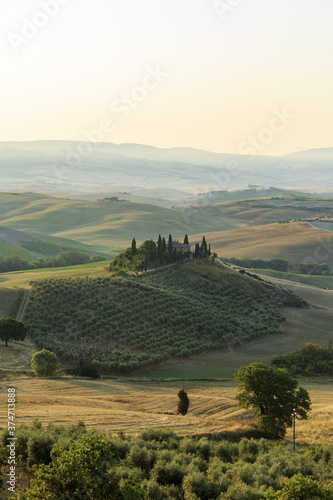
left=31, top=350, right=59, bottom=377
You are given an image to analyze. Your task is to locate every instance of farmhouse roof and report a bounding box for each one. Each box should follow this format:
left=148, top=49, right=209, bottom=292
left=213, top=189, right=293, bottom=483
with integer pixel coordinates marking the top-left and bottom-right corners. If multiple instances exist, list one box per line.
left=166, top=241, right=191, bottom=248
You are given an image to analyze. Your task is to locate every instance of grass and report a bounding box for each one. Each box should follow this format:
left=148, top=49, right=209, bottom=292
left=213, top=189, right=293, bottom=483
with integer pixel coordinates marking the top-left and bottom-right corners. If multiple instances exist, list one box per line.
left=0, top=287, right=23, bottom=316
left=0, top=261, right=109, bottom=288
left=250, top=269, right=333, bottom=290
left=0, top=377, right=331, bottom=444
left=0, top=241, right=35, bottom=261
left=0, top=336, right=37, bottom=371
left=144, top=270, right=333, bottom=379
left=190, top=221, right=333, bottom=269
left=0, top=192, right=242, bottom=248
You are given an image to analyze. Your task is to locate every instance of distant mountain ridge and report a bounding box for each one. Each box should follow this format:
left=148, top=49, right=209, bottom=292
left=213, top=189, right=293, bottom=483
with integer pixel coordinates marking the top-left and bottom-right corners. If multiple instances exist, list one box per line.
left=1, top=140, right=332, bottom=194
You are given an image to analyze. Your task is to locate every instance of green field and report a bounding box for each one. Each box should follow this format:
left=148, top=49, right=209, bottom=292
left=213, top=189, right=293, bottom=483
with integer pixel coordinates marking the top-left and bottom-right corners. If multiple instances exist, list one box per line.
left=0, top=192, right=242, bottom=250
left=251, top=269, right=333, bottom=289
left=0, top=241, right=35, bottom=261
left=0, top=260, right=108, bottom=288
left=0, top=287, right=23, bottom=317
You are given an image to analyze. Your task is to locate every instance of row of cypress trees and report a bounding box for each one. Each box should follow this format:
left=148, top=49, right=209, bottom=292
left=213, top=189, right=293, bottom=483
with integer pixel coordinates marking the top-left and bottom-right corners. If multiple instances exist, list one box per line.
left=131, top=234, right=211, bottom=267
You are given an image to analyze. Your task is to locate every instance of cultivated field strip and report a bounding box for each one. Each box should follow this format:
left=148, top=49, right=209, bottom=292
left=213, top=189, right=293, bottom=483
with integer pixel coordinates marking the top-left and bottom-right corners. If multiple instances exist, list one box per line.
left=0, top=378, right=244, bottom=436
left=0, top=378, right=332, bottom=443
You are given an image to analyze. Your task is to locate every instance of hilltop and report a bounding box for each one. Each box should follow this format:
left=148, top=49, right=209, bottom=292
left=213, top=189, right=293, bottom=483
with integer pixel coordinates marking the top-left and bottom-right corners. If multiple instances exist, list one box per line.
left=189, top=222, right=333, bottom=269
left=20, top=259, right=306, bottom=377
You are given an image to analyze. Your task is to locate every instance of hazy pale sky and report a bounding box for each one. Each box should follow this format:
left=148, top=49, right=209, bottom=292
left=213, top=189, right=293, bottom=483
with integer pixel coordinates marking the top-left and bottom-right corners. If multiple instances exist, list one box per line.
left=1, top=0, right=332, bottom=155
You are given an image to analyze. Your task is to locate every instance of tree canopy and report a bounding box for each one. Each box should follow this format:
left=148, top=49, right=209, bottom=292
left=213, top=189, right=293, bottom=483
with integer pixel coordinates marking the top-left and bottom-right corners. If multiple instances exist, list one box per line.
left=0, top=317, right=27, bottom=347
left=235, top=362, right=311, bottom=439
left=177, top=389, right=190, bottom=416
left=31, top=349, right=59, bottom=377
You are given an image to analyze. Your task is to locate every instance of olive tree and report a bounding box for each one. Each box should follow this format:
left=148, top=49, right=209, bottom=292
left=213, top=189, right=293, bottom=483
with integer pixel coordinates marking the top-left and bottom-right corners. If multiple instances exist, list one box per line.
left=0, top=317, right=27, bottom=347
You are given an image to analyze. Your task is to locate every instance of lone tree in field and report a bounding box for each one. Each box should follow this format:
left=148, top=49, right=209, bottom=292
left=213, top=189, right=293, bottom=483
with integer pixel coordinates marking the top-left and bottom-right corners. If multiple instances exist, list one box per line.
left=0, top=317, right=27, bottom=347
left=31, top=349, right=59, bottom=377
left=177, top=389, right=190, bottom=416
left=235, top=362, right=311, bottom=439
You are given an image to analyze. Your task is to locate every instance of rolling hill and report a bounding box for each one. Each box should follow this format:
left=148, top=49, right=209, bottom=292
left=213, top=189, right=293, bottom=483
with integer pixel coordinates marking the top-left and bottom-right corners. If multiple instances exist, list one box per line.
left=190, top=222, right=333, bottom=269
left=15, top=260, right=305, bottom=376
left=0, top=225, right=110, bottom=260
left=0, top=192, right=242, bottom=249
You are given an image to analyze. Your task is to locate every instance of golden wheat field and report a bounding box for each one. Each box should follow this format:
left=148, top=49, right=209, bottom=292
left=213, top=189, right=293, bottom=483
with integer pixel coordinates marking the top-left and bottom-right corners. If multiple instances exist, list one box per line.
left=0, top=377, right=332, bottom=444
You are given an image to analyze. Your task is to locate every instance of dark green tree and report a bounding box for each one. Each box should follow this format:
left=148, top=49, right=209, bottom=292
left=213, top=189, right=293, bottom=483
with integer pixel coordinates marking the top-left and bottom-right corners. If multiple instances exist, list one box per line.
left=148, top=240, right=156, bottom=263
left=31, top=350, right=59, bottom=377
left=235, top=362, right=311, bottom=439
left=131, top=238, right=137, bottom=256
left=162, top=237, right=166, bottom=253
left=195, top=243, right=200, bottom=258
left=184, top=234, right=189, bottom=245
left=168, top=234, right=173, bottom=261
left=157, top=234, right=162, bottom=259
left=177, top=389, right=190, bottom=416
left=265, top=473, right=333, bottom=499
left=208, top=243, right=211, bottom=257
left=0, top=317, right=27, bottom=347
left=201, top=236, right=207, bottom=254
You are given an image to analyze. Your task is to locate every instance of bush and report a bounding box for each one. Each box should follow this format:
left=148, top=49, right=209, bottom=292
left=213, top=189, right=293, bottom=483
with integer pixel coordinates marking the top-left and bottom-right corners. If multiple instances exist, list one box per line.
left=31, top=350, right=59, bottom=377
left=265, top=473, right=333, bottom=499
left=73, top=364, right=100, bottom=379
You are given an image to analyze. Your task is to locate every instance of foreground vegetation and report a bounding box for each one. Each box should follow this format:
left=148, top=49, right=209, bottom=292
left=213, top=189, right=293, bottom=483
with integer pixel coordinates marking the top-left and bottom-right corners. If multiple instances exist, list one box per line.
left=2, top=422, right=333, bottom=499
left=23, top=261, right=301, bottom=374
left=0, top=251, right=106, bottom=273
left=221, top=257, right=331, bottom=275
left=272, top=343, right=333, bottom=377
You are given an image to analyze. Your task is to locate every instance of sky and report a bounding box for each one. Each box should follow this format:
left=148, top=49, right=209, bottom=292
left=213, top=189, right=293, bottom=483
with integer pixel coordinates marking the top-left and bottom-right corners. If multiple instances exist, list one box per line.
left=1, top=0, right=332, bottom=156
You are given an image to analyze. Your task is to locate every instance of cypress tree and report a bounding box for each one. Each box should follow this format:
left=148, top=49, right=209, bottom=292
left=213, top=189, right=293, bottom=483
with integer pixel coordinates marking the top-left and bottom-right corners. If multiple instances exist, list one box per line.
left=131, top=238, right=136, bottom=256
left=195, top=243, right=200, bottom=258
left=168, top=234, right=173, bottom=261
left=184, top=234, right=189, bottom=245
left=157, top=234, right=162, bottom=259
left=149, top=240, right=156, bottom=262
left=201, top=236, right=207, bottom=254
left=177, top=389, right=190, bottom=416
left=208, top=243, right=211, bottom=256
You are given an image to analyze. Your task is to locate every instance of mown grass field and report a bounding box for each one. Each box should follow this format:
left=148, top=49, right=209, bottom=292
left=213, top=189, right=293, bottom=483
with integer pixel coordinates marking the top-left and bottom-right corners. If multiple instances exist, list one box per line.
left=0, top=377, right=331, bottom=444
left=190, top=222, right=333, bottom=269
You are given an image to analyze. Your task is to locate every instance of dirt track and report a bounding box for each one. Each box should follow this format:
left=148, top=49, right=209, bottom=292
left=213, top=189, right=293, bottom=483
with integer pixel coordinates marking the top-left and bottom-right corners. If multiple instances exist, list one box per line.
left=16, top=289, right=30, bottom=321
